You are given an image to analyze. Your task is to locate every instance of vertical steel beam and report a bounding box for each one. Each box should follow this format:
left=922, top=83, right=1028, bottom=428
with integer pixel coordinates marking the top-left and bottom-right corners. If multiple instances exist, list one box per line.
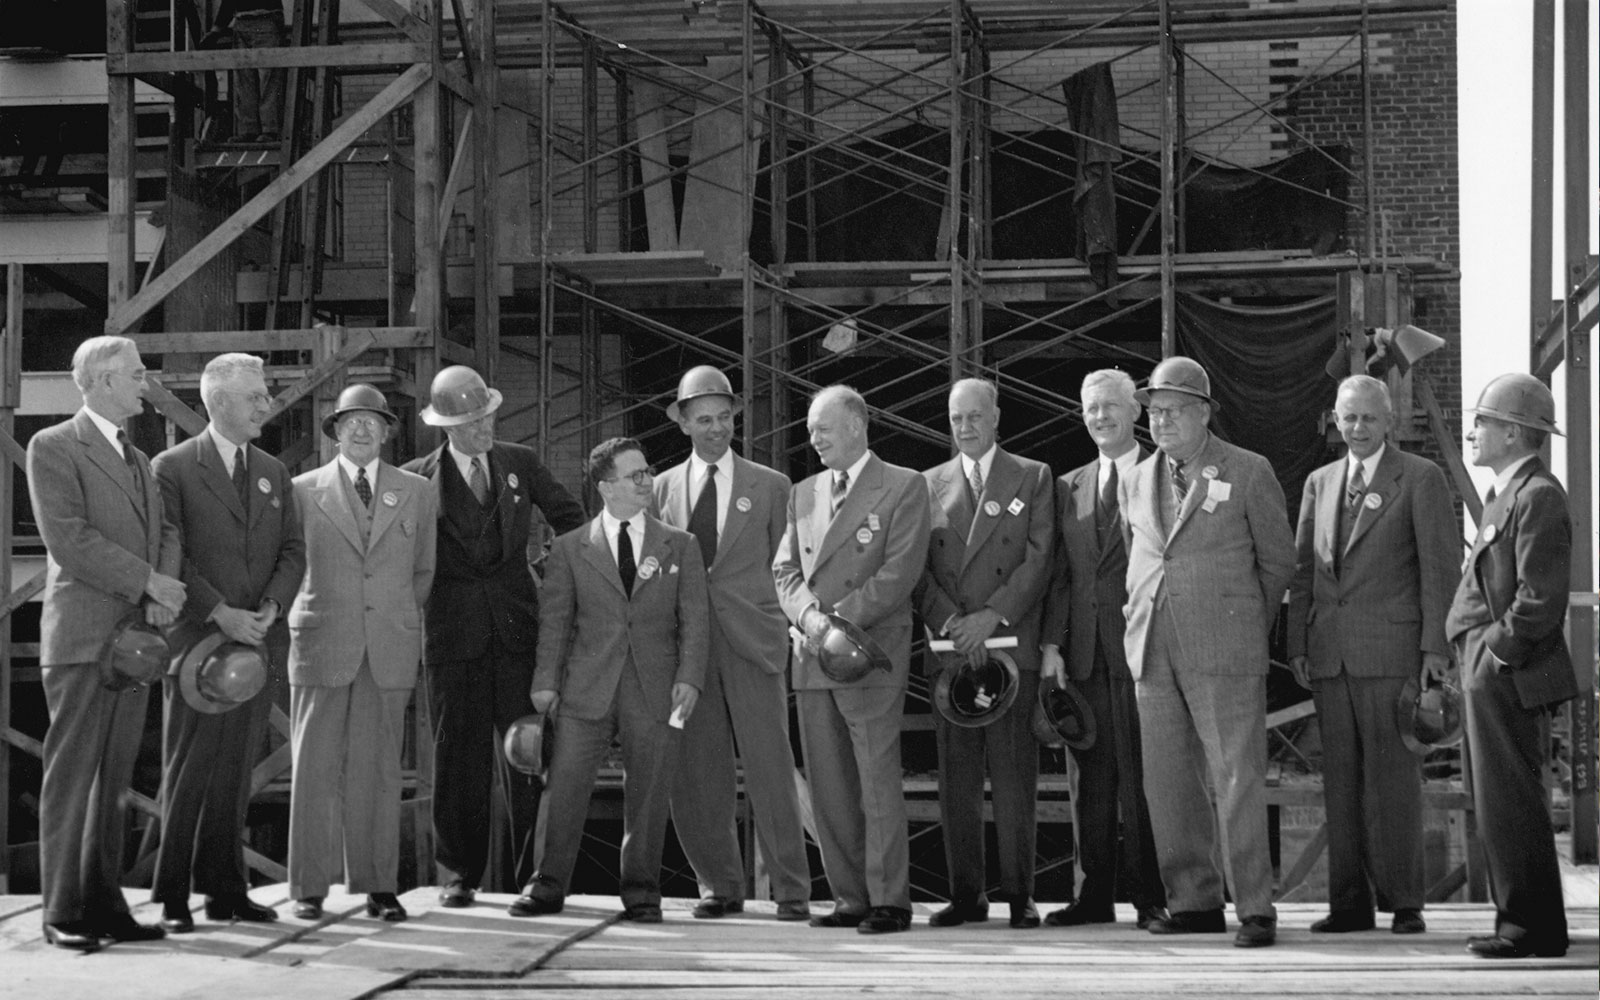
left=0, top=262, right=19, bottom=891
left=742, top=0, right=760, bottom=461
left=1360, top=0, right=1377, bottom=265
left=474, top=0, right=500, bottom=381
left=947, top=0, right=966, bottom=383
left=1530, top=0, right=1556, bottom=348
left=107, top=0, right=137, bottom=313
left=413, top=0, right=446, bottom=460
left=582, top=40, right=599, bottom=254
left=537, top=0, right=556, bottom=461
left=1157, top=0, right=1176, bottom=356
left=616, top=70, right=633, bottom=252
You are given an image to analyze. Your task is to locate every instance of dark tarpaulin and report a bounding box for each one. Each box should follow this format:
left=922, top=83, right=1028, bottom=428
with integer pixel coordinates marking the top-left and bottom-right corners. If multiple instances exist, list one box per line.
left=1062, top=62, right=1122, bottom=293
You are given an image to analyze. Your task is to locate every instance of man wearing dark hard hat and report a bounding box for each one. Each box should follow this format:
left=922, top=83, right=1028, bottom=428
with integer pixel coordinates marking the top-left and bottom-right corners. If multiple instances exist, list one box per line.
left=285, top=383, right=437, bottom=923
left=1121, top=356, right=1294, bottom=948
left=149, top=353, right=307, bottom=933
left=1445, top=373, right=1576, bottom=959
left=403, top=365, right=584, bottom=907
left=650, top=366, right=813, bottom=921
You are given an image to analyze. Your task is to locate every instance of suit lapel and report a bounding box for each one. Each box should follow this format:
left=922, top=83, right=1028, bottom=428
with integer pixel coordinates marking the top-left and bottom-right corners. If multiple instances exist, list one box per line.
left=1345, top=450, right=1399, bottom=555
left=313, top=460, right=365, bottom=553
left=1315, top=464, right=1342, bottom=569
left=76, top=411, right=144, bottom=516
left=490, top=447, right=521, bottom=564
left=963, top=450, right=1019, bottom=569
left=717, top=458, right=753, bottom=561
left=816, top=455, right=885, bottom=567
left=367, top=464, right=404, bottom=549
left=244, top=445, right=280, bottom=530
left=1166, top=438, right=1220, bottom=546
left=582, top=515, right=628, bottom=598
left=932, top=458, right=971, bottom=541
left=197, top=432, right=248, bottom=524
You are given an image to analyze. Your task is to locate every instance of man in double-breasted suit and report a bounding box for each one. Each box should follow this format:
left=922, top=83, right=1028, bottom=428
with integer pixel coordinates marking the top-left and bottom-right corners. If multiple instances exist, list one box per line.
left=1286, top=375, right=1456, bottom=936
left=1039, top=368, right=1166, bottom=929
left=918, top=378, right=1053, bottom=929
left=775, top=385, right=931, bottom=935
left=1121, top=357, right=1294, bottom=948
left=27, top=336, right=185, bottom=949
left=150, top=353, right=306, bottom=932
left=652, top=367, right=812, bottom=921
left=1447, top=374, right=1576, bottom=960
left=403, top=365, right=584, bottom=904
left=510, top=438, right=709, bottom=923
left=286, top=384, right=436, bottom=923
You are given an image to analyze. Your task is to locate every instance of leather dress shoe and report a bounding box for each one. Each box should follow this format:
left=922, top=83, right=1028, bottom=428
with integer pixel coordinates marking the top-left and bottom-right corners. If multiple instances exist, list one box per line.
left=94, top=913, right=167, bottom=942
left=160, top=901, right=196, bottom=934
left=1044, top=901, right=1115, bottom=927
left=438, top=882, right=476, bottom=909
left=927, top=901, right=989, bottom=927
left=809, top=907, right=866, bottom=928
left=857, top=905, right=912, bottom=934
left=1147, top=908, right=1226, bottom=934
left=292, top=897, right=323, bottom=920
left=1466, top=934, right=1567, bottom=959
left=1135, top=906, right=1169, bottom=930
left=1009, top=899, right=1041, bottom=929
left=1234, top=915, right=1277, bottom=948
left=365, top=893, right=407, bottom=922
left=1391, top=909, right=1426, bottom=935
left=507, top=893, right=563, bottom=917
left=205, top=893, right=278, bottom=923
left=622, top=904, right=663, bottom=923
left=693, top=896, right=744, bottom=919
left=1310, top=910, right=1375, bottom=933
left=776, top=900, right=812, bottom=922
left=43, top=922, right=101, bottom=951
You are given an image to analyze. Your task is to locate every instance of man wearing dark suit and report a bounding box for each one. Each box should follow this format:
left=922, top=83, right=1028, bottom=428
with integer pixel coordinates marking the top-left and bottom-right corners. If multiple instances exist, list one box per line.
left=1286, top=375, right=1456, bottom=936
left=774, top=385, right=931, bottom=935
left=150, top=353, right=306, bottom=932
left=403, top=365, right=584, bottom=905
left=286, top=384, right=436, bottom=923
left=1039, top=368, right=1166, bottom=930
left=1121, top=357, right=1294, bottom=948
left=27, top=335, right=185, bottom=949
left=510, top=438, right=709, bottom=923
left=918, top=378, right=1053, bottom=930
left=652, top=367, right=812, bottom=921
left=1446, top=374, right=1576, bottom=960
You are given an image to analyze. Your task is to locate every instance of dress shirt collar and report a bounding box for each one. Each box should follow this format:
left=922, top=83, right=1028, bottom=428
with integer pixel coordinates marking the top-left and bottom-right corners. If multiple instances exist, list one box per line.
left=960, top=444, right=998, bottom=488
left=834, top=449, right=871, bottom=493
left=208, top=424, right=249, bottom=475
left=600, top=508, right=646, bottom=555
left=1492, top=454, right=1537, bottom=498
left=1347, top=442, right=1385, bottom=488
left=448, top=441, right=489, bottom=484
left=1098, top=443, right=1138, bottom=488
left=690, top=448, right=734, bottom=490
left=336, top=453, right=380, bottom=486
left=84, top=406, right=126, bottom=455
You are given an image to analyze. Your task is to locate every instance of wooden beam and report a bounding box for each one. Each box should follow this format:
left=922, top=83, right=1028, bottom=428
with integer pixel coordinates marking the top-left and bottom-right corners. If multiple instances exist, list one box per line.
left=437, top=108, right=474, bottom=252
left=1, top=726, right=42, bottom=759
left=0, top=574, right=45, bottom=622
left=0, top=427, right=25, bottom=473
left=107, top=65, right=431, bottom=337
left=1414, top=375, right=1481, bottom=529
left=352, top=0, right=430, bottom=43
left=132, top=326, right=429, bottom=354
left=111, top=43, right=426, bottom=74
left=265, top=329, right=379, bottom=420
left=142, top=376, right=209, bottom=438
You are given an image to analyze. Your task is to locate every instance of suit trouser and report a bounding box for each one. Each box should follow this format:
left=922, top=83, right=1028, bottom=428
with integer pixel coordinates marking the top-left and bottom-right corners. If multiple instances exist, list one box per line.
left=933, top=669, right=1039, bottom=904
left=153, top=672, right=276, bottom=903
left=427, top=644, right=541, bottom=891
left=1456, top=629, right=1569, bottom=947
left=1135, top=609, right=1275, bottom=920
left=39, top=662, right=149, bottom=926
left=796, top=684, right=910, bottom=912
left=1070, top=644, right=1166, bottom=913
left=531, top=660, right=679, bottom=908
left=1311, top=670, right=1423, bottom=915
left=288, top=658, right=412, bottom=898
left=670, top=618, right=811, bottom=903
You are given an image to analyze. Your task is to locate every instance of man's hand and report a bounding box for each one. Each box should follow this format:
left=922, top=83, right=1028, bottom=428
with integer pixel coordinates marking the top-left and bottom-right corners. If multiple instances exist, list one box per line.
left=144, top=600, right=176, bottom=628
left=1421, top=652, right=1452, bottom=684
left=948, top=608, right=1003, bottom=662
left=1289, top=655, right=1311, bottom=690
left=800, top=605, right=831, bottom=643
left=212, top=604, right=268, bottom=646
left=530, top=689, right=559, bottom=715
left=670, top=683, right=700, bottom=726
left=145, top=571, right=186, bottom=613
left=1040, top=644, right=1066, bottom=685
left=256, top=599, right=280, bottom=628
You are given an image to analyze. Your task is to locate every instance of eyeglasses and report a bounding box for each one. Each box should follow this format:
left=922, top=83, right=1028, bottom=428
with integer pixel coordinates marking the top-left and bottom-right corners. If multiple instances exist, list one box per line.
left=605, top=467, right=656, bottom=486
left=106, top=367, right=148, bottom=383
left=1147, top=401, right=1201, bottom=421
left=338, top=415, right=388, bottom=432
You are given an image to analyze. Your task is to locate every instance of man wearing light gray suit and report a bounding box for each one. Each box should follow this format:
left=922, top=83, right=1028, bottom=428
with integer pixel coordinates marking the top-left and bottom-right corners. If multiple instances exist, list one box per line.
left=775, top=385, right=931, bottom=935
left=1286, top=375, right=1456, bottom=936
left=511, top=437, right=709, bottom=923
left=286, top=384, right=436, bottom=923
left=652, top=367, right=812, bottom=921
left=1121, top=357, right=1294, bottom=948
left=918, top=378, right=1054, bottom=930
left=28, top=336, right=185, bottom=950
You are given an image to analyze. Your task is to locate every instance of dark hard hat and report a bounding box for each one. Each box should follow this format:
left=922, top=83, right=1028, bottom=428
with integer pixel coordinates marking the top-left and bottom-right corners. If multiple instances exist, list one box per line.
left=1033, top=673, right=1097, bottom=750
left=665, top=365, right=743, bottom=423
left=1469, top=373, right=1563, bottom=436
left=817, top=614, right=892, bottom=684
left=98, top=611, right=170, bottom=691
left=321, top=383, right=400, bottom=439
left=1133, top=356, right=1215, bottom=408
left=933, top=649, right=1021, bottom=728
left=1397, top=676, right=1463, bottom=755
left=421, top=365, right=503, bottom=427
left=175, top=628, right=268, bottom=714
left=504, top=713, right=557, bottom=791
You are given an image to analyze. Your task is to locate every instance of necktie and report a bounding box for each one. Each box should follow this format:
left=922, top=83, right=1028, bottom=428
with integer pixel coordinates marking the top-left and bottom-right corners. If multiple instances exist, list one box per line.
left=617, top=522, right=637, bottom=596
left=688, top=465, right=718, bottom=568
left=117, top=430, right=145, bottom=508
left=1483, top=485, right=1497, bottom=508
left=1169, top=458, right=1189, bottom=507
left=1096, top=460, right=1119, bottom=532
left=469, top=456, right=489, bottom=506
left=232, top=447, right=250, bottom=508
left=1346, top=463, right=1367, bottom=512
left=355, top=467, right=373, bottom=509
left=968, top=462, right=984, bottom=506
left=831, top=470, right=849, bottom=518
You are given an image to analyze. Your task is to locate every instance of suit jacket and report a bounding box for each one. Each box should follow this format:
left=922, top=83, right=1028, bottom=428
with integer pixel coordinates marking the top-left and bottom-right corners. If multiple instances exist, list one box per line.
left=774, top=452, right=932, bottom=691
left=1041, top=448, right=1145, bottom=681
left=1445, top=457, right=1577, bottom=710
left=286, top=459, right=437, bottom=689
left=918, top=448, right=1054, bottom=673
left=533, top=514, right=709, bottom=722
left=1122, top=434, right=1295, bottom=678
left=1286, top=447, right=1457, bottom=679
left=152, top=432, right=306, bottom=662
left=651, top=452, right=791, bottom=673
left=27, top=408, right=181, bottom=665
left=403, top=441, right=584, bottom=663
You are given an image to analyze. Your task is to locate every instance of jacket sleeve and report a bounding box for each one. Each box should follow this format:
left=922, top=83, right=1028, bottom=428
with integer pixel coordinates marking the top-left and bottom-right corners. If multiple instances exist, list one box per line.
left=833, top=472, right=933, bottom=630
left=1039, top=476, right=1073, bottom=646
left=1412, top=460, right=1460, bottom=658
left=1246, top=456, right=1296, bottom=614
left=152, top=452, right=225, bottom=618
left=1284, top=471, right=1320, bottom=660
left=983, top=461, right=1055, bottom=625
left=412, top=483, right=438, bottom=612
left=27, top=432, right=152, bottom=604
left=915, top=476, right=960, bottom=630
left=773, top=486, right=817, bottom=626
left=1485, top=480, right=1571, bottom=666
left=533, top=538, right=576, bottom=694
left=525, top=452, right=587, bottom=534
left=674, top=538, right=710, bottom=691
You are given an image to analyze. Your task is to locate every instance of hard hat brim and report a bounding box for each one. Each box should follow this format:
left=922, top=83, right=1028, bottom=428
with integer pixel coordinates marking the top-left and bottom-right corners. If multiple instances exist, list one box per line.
left=421, top=387, right=504, bottom=427
left=176, top=627, right=264, bottom=714
left=665, top=390, right=743, bottom=424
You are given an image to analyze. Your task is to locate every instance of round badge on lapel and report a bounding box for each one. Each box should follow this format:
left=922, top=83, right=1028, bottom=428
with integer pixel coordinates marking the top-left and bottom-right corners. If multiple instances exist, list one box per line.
left=381, top=491, right=398, bottom=507
left=736, top=496, right=752, bottom=513
left=257, top=477, right=271, bottom=494
left=1201, top=466, right=1218, bottom=480
left=638, top=555, right=659, bottom=580
left=507, top=473, right=519, bottom=489
left=982, top=500, right=1001, bottom=517
left=1363, top=493, right=1382, bottom=510
left=1482, top=523, right=1497, bottom=543
left=855, top=527, right=873, bottom=544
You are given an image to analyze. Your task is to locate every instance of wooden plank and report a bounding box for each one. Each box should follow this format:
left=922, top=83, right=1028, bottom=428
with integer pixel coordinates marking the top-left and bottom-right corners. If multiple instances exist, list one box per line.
left=352, top=0, right=431, bottom=42
left=1, top=725, right=42, bottom=758
left=634, top=81, right=680, bottom=251
left=111, top=43, right=427, bottom=75
left=0, top=574, right=45, bottom=622
left=676, top=57, right=751, bottom=270
left=1414, top=375, right=1482, bottom=529
left=131, top=327, right=429, bottom=354
left=141, top=376, right=209, bottom=438
left=265, top=329, right=380, bottom=420
left=0, top=427, right=23, bottom=473
left=107, top=65, right=431, bottom=337
left=438, top=109, right=475, bottom=252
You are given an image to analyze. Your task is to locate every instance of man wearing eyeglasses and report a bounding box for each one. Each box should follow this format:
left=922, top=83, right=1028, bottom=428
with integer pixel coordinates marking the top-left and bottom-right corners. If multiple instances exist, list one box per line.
left=1120, top=357, right=1294, bottom=948
left=510, top=438, right=708, bottom=923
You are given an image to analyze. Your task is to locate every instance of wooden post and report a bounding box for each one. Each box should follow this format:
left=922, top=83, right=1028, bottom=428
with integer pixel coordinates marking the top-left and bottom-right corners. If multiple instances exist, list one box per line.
left=0, top=263, right=20, bottom=891
left=473, top=0, right=500, bottom=381
left=107, top=0, right=137, bottom=313
left=1157, top=0, right=1177, bottom=357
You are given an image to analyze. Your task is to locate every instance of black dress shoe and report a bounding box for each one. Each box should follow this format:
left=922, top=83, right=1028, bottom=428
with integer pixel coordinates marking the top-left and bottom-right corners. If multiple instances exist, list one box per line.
left=43, top=922, right=101, bottom=951
left=94, top=913, right=167, bottom=942
left=1135, top=906, right=1169, bottom=930
left=693, top=896, right=744, bottom=919
left=1310, top=910, right=1375, bottom=933
left=1466, top=935, right=1567, bottom=959
left=292, top=897, right=323, bottom=920
left=366, top=893, right=407, bottom=922
left=205, top=893, right=278, bottom=923
left=775, top=900, right=812, bottom=921
left=507, top=893, right=564, bottom=917
left=1009, top=899, right=1041, bottom=929
left=622, top=904, right=663, bottom=923
left=1044, top=901, right=1115, bottom=927
left=438, top=882, right=476, bottom=909
left=1390, top=909, right=1426, bottom=935
left=927, top=901, right=989, bottom=927
left=1147, top=908, right=1226, bottom=934
left=857, top=906, right=912, bottom=934
left=809, top=907, right=866, bottom=928
left=1234, top=915, right=1277, bottom=948
left=160, top=901, right=196, bottom=934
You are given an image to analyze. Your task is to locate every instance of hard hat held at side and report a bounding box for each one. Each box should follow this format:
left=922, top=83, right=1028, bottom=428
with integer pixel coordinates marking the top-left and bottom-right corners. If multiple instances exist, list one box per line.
left=421, top=365, right=504, bottom=427
left=1033, top=673, right=1097, bottom=751
left=816, top=614, right=893, bottom=684
left=99, top=611, right=171, bottom=691
left=173, top=628, right=270, bottom=715
left=504, top=712, right=558, bottom=791
left=933, top=650, right=1021, bottom=728
left=321, top=382, right=400, bottom=439
left=1469, top=373, right=1563, bottom=436
left=1396, top=676, right=1463, bottom=756
left=665, top=365, right=743, bottom=423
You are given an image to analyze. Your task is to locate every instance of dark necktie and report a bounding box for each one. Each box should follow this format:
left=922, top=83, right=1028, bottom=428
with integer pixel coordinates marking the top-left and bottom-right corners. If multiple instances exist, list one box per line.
left=355, top=467, right=373, bottom=509
left=688, top=465, right=718, bottom=568
left=117, top=429, right=145, bottom=502
left=469, top=456, right=489, bottom=506
left=1484, top=485, right=1497, bottom=508
left=831, top=470, right=849, bottom=518
left=968, top=462, right=984, bottom=507
left=1337, top=463, right=1365, bottom=571
left=617, top=521, right=637, bottom=596
left=1169, top=458, right=1188, bottom=507
left=1346, top=463, right=1367, bottom=512
left=1096, top=460, right=1119, bottom=534
left=232, top=447, right=250, bottom=509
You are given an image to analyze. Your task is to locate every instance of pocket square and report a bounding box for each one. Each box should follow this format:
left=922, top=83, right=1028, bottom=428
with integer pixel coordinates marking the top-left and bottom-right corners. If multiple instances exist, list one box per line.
left=669, top=564, right=679, bottom=574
